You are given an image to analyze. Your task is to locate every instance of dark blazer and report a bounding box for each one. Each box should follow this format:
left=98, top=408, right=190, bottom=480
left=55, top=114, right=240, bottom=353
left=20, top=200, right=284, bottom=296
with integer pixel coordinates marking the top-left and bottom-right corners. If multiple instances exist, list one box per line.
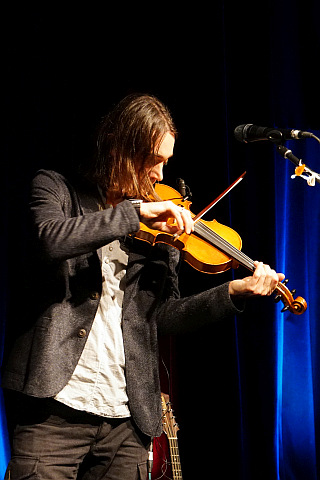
left=2, top=169, right=242, bottom=437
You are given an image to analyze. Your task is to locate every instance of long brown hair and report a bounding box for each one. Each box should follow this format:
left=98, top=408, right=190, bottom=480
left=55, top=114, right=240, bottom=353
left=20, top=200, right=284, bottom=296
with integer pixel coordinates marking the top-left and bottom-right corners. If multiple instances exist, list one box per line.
left=87, top=93, right=177, bottom=201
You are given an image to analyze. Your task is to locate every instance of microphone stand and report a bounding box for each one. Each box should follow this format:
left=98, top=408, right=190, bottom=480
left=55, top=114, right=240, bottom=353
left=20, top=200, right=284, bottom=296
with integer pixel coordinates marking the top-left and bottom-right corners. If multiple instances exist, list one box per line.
left=262, top=129, right=320, bottom=186
left=276, top=144, right=320, bottom=186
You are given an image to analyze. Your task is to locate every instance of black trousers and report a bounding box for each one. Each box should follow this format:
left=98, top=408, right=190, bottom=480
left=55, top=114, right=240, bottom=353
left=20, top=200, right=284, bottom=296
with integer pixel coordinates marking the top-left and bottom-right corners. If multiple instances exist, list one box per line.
left=4, top=394, right=150, bottom=480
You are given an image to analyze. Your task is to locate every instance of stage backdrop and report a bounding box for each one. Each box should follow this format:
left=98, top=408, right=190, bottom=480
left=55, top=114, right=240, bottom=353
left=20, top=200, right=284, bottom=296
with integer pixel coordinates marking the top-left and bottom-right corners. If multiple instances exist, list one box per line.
left=1, top=2, right=320, bottom=479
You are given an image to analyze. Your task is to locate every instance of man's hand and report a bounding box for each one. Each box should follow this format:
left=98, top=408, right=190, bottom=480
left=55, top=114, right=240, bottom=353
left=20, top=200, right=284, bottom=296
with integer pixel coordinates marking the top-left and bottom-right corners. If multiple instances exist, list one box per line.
left=229, top=261, right=285, bottom=298
left=140, top=201, right=194, bottom=235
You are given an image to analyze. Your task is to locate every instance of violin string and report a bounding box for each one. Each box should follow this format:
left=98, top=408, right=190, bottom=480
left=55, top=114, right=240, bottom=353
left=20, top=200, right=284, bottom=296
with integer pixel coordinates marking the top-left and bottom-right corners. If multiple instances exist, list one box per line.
left=194, top=221, right=255, bottom=271
left=195, top=221, right=255, bottom=270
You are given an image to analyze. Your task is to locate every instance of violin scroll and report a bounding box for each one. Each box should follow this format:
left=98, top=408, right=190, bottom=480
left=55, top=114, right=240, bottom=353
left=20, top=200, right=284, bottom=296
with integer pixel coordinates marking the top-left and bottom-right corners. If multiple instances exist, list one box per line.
left=274, top=279, right=307, bottom=315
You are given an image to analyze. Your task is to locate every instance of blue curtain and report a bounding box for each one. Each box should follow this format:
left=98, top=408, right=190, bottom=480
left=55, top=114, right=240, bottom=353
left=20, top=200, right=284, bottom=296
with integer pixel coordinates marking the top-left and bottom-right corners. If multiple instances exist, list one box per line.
left=0, top=392, right=9, bottom=478
left=274, top=137, right=320, bottom=480
left=0, top=184, right=9, bottom=477
left=270, top=3, right=320, bottom=476
left=223, top=1, right=320, bottom=476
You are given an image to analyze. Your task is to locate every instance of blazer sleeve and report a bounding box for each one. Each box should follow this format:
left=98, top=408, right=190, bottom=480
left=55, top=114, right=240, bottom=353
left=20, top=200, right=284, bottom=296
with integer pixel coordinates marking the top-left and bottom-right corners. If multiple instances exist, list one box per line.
left=29, top=170, right=140, bottom=263
left=153, top=243, right=244, bottom=335
left=157, top=282, right=244, bottom=335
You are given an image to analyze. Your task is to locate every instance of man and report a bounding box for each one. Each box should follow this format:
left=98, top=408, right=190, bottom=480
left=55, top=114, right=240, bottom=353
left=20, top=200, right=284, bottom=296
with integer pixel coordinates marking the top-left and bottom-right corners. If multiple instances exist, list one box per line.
left=2, top=93, right=284, bottom=479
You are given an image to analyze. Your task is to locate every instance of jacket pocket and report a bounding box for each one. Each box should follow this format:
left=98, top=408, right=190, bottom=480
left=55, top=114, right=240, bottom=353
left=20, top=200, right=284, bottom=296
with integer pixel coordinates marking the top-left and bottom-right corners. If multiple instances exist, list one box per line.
left=138, top=460, right=148, bottom=480
left=5, top=456, right=39, bottom=479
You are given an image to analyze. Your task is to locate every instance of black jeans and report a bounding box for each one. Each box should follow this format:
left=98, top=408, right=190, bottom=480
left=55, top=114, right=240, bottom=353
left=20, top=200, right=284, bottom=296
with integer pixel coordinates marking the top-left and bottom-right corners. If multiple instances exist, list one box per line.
left=4, top=394, right=150, bottom=480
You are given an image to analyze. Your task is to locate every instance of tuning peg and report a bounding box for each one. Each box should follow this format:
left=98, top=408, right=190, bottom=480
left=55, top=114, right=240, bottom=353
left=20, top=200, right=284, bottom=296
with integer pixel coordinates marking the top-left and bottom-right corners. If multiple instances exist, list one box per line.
left=283, top=279, right=289, bottom=285
left=291, top=289, right=296, bottom=295
left=281, top=305, right=290, bottom=312
left=274, top=295, right=281, bottom=303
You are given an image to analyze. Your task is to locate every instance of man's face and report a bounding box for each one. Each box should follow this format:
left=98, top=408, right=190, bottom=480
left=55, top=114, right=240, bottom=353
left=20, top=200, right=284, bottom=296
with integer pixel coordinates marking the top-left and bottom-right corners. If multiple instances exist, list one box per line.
left=146, top=132, right=175, bottom=184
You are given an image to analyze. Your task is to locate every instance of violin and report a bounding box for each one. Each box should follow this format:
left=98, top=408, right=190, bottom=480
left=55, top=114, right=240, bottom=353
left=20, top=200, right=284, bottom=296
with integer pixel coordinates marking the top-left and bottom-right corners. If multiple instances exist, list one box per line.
left=135, top=183, right=307, bottom=315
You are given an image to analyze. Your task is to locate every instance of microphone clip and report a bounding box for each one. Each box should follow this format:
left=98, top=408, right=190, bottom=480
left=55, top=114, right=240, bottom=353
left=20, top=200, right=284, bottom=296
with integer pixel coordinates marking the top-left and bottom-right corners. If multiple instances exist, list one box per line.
left=266, top=130, right=286, bottom=145
left=176, top=178, right=192, bottom=201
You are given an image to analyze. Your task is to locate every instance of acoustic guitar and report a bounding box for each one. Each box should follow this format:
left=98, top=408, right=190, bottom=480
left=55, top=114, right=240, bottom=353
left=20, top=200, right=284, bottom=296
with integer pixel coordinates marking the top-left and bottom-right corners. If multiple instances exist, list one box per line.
left=160, top=392, right=183, bottom=480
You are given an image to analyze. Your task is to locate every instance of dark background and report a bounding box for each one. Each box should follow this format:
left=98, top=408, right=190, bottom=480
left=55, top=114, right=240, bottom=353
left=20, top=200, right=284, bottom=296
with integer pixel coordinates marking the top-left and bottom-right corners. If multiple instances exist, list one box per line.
left=2, top=3, right=320, bottom=479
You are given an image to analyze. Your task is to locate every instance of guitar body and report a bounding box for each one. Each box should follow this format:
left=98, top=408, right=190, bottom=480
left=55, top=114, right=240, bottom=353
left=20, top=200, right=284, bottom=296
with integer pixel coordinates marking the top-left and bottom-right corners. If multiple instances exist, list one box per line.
left=152, top=432, right=173, bottom=479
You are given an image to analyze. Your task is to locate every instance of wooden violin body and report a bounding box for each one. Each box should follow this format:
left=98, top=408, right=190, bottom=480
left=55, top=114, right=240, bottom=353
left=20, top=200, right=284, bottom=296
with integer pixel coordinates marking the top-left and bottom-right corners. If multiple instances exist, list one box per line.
left=138, top=184, right=243, bottom=273
left=135, top=183, right=307, bottom=315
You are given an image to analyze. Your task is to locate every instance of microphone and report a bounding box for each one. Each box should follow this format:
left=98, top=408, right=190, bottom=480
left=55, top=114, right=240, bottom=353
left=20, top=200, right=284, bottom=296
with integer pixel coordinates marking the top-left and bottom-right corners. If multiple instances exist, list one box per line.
left=176, top=178, right=187, bottom=198
left=234, top=124, right=314, bottom=144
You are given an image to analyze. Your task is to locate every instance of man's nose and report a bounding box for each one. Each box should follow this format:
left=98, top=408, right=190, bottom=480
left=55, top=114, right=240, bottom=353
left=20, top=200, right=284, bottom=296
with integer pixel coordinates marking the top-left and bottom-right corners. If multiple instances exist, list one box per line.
left=153, top=163, right=164, bottom=182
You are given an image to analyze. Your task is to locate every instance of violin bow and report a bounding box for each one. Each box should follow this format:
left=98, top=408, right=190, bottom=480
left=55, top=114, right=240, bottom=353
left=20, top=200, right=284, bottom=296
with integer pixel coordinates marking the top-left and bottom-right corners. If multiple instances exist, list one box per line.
left=193, top=171, right=246, bottom=222
left=173, top=171, right=246, bottom=240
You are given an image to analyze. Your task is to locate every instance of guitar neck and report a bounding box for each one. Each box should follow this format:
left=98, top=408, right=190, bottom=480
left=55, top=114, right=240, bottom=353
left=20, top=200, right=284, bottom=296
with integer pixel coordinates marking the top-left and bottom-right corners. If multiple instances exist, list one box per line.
left=168, top=437, right=183, bottom=480
left=161, top=392, right=183, bottom=480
